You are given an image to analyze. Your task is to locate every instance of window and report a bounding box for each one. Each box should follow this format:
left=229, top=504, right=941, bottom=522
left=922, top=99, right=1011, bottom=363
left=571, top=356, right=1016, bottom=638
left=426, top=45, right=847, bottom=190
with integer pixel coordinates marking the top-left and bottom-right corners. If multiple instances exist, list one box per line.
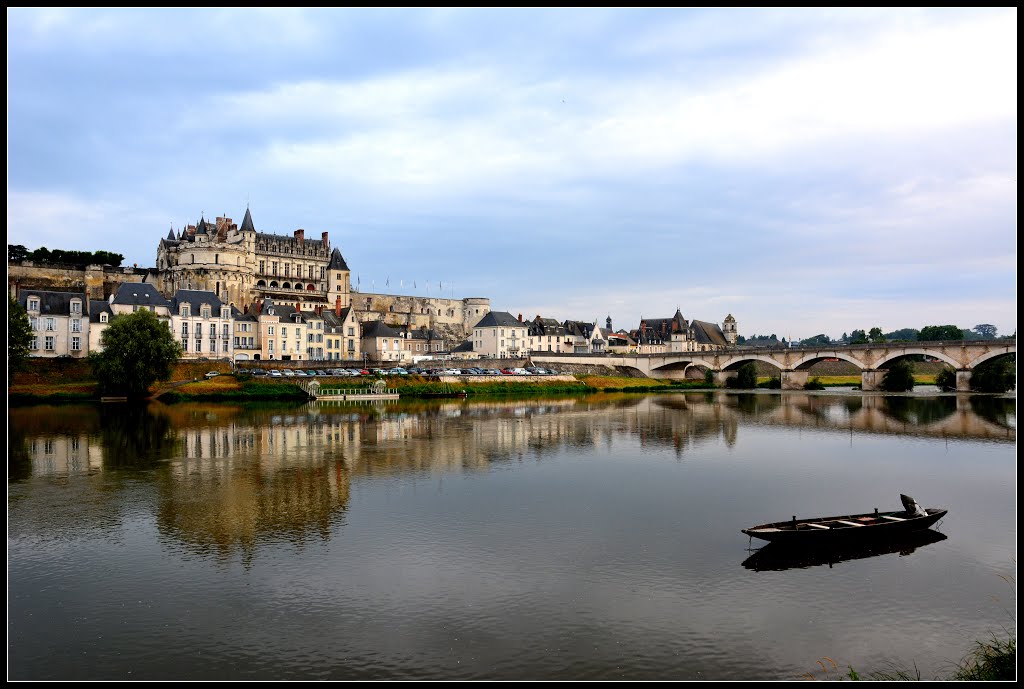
left=268, top=340, right=274, bottom=352
left=71, top=301, right=82, bottom=315
left=30, top=337, right=38, bottom=351
left=100, top=313, right=108, bottom=323
left=202, top=307, right=211, bottom=318
left=71, top=337, right=81, bottom=351
left=195, top=340, right=202, bottom=352
left=268, top=326, right=275, bottom=335
left=182, top=322, right=190, bottom=336
left=30, top=317, right=39, bottom=331
left=196, top=323, right=203, bottom=337
left=182, top=339, right=188, bottom=352
left=282, top=327, right=288, bottom=338
left=222, top=324, right=230, bottom=336
left=347, top=327, right=354, bottom=336
left=222, top=307, right=230, bottom=319
left=260, top=260, right=265, bottom=273
left=45, top=336, right=55, bottom=351
left=71, top=319, right=82, bottom=333
left=182, top=305, right=190, bottom=318
left=347, top=340, right=354, bottom=351
left=28, top=298, right=39, bottom=312
left=272, top=262, right=278, bottom=275
left=45, top=318, right=56, bottom=331
left=223, top=341, right=229, bottom=353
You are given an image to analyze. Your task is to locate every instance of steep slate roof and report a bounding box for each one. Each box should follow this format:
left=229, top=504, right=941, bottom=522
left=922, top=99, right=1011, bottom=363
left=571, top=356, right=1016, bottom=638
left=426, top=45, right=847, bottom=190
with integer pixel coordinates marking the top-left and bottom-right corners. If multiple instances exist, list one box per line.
left=452, top=339, right=474, bottom=353
left=361, top=320, right=402, bottom=338
left=473, top=311, right=523, bottom=328
left=89, top=299, right=112, bottom=323
left=240, top=207, right=256, bottom=233
left=690, top=320, right=729, bottom=347
left=321, top=307, right=354, bottom=331
left=169, top=289, right=224, bottom=314
left=404, top=326, right=443, bottom=341
left=328, top=247, right=350, bottom=271
left=195, top=216, right=208, bottom=235
left=231, top=305, right=257, bottom=322
left=112, top=283, right=171, bottom=307
left=167, top=228, right=176, bottom=241
left=19, top=290, right=87, bottom=316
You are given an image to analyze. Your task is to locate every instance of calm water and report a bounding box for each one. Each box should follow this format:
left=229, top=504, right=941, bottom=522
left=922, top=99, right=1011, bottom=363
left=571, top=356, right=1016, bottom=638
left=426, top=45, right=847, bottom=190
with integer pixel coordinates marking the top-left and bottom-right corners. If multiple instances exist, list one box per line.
left=7, top=391, right=1016, bottom=680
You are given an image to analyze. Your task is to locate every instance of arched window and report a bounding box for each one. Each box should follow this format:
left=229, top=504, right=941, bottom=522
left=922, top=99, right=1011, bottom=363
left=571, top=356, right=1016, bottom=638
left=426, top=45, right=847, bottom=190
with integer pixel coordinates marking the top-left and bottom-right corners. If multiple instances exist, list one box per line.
left=257, top=280, right=266, bottom=287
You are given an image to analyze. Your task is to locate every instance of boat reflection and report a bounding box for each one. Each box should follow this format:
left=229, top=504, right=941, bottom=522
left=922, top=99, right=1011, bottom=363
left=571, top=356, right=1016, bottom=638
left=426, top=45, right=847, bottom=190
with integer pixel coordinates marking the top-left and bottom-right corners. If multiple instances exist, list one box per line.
left=742, top=529, right=948, bottom=572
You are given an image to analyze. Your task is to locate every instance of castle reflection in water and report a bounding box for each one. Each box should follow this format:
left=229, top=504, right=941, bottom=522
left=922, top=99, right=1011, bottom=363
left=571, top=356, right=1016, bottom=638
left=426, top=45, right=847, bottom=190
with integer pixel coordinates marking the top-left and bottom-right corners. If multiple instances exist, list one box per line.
left=9, top=392, right=1014, bottom=560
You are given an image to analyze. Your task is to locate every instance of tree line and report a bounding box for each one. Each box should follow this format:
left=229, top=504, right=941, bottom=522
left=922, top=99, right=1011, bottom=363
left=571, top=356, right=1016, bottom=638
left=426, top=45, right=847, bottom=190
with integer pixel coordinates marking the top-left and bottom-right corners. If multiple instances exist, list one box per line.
left=8, top=244, right=124, bottom=267
left=768, top=324, right=1009, bottom=347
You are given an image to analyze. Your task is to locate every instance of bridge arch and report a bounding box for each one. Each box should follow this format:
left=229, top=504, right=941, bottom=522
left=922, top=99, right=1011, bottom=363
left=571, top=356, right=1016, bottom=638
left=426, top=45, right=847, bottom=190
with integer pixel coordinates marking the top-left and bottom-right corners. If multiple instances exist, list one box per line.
left=789, top=353, right=866, bottom=371
left=967, top=349, right=1016, bottom=369
left=716, top=354, right=785, bottom=373
left=871, top=348, right=961, bottom=370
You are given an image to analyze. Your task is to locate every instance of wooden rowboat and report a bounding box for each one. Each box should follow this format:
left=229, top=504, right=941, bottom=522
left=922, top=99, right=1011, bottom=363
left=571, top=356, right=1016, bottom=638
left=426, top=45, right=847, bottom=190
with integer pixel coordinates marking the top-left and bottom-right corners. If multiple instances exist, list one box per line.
left=742, top=494, right=947, bottom=545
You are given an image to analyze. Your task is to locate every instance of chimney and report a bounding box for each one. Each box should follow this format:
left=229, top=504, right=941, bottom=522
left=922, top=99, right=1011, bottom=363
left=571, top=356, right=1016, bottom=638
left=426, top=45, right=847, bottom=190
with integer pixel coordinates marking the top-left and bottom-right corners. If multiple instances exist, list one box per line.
left=518, top=313, right=523, bottom=322
left=294, top=229, right=304, bottom=244
left=335, top=295, right=342, bottom=317
left=322, top=231, right=329, bottom=248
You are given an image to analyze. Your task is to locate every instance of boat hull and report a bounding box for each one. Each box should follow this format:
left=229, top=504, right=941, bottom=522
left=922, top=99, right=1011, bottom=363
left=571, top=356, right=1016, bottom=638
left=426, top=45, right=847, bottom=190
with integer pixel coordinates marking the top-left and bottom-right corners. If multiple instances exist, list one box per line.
left=742, top=508, right=947, bottom=544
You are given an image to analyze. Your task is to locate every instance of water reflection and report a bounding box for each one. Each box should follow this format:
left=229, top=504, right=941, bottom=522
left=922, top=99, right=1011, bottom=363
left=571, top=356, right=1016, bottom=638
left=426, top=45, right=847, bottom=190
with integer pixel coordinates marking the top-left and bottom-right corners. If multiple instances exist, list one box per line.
left=742, top=529, right=949, bottom=571
left=8, top=392, right=1014, bottom=560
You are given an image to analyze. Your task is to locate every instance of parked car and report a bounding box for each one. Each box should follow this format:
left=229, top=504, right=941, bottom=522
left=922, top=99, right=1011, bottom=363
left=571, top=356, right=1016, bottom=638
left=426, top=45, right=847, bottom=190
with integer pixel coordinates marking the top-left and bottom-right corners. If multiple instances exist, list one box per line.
left=204, top=371, right=220, bottom=379
left=269, top=370, right=283, bottom=377
left=251, top=368, right=268, bottom=376
left=282, top=369, right=295, bottom=377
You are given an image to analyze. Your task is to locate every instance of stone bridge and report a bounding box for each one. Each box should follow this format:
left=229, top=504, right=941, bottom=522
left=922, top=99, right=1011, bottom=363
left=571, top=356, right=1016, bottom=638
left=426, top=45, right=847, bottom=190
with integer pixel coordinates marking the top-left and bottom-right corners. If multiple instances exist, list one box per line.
left=532, top=340, right=1016, bottom=391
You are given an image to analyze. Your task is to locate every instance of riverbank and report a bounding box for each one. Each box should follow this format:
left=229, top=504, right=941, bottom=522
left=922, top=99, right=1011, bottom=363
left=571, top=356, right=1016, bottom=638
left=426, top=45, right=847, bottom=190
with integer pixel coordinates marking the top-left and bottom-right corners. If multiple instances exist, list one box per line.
left=3, top=361, right=953, bottom=405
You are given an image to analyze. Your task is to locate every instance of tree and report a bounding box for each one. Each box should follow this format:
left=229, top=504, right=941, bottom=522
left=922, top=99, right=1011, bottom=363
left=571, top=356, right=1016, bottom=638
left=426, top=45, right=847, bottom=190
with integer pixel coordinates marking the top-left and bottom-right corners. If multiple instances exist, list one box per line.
left=969, top=357, right=1015, bottom=393
left=885, top=327, right=920, bottom=342
left=8, top=244, right=29, bottom=261
left=868, top=327, right=885, bottom=343
left=880, top=360, right=915, bottom=392
left=8, top=296, right=33, bottom=385
left=972, top=324, right=998, bottom=340
left=849, top=329, right=868, bottom=344
left=89, top=309, right=182, bottom=398
left=802, top=334, right=832, bottom=346
left=918, top=325, right=965, bottom=341
left=935, top=368, right=957, bottom=392
left=727, top=362, right=758, bottom=389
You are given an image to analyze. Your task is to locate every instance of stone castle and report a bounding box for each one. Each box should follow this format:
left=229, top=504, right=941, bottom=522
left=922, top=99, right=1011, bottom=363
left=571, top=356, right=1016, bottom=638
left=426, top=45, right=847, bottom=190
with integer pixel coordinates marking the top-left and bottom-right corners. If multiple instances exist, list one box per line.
left=10, top=207, right=491, bottom=346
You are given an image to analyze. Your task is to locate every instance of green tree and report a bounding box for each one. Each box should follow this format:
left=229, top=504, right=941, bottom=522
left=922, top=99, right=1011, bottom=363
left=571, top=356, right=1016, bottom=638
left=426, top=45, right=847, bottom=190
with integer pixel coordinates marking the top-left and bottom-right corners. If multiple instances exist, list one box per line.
left=8, top=296, right=33, bottom=385
left=918, top=325, right=965, bottom=341
left=849, top=329, right=868, bottom=344
left=935, top=368, right=957, bottom=392
left=880, top=360, right=915, bottom=392
left=885, top=327, right=920, bottom=342
left=89, top=309, right=182, bottom=398
left=802, top=334, right=832, bottom=346
left=868, top=327, right=885, bottom=343
left=969, top=357, right=1015, bottom=393
left=8, top=244, right=29, bottom=261
left=727, top=362, right=758, bottom=389
left=972, top=324, right=998, bottom=340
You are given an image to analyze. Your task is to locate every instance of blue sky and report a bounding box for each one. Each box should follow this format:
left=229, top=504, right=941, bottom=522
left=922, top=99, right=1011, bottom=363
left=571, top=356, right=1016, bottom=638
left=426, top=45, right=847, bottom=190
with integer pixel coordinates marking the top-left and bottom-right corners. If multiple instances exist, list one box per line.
left=7, top=8, right=1017, bottom=340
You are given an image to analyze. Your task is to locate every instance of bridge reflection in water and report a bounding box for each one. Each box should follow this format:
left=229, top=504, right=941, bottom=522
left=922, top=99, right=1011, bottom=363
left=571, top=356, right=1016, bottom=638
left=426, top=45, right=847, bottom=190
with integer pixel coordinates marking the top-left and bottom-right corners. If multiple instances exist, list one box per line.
left=7, top=391, right=1013, bottom=561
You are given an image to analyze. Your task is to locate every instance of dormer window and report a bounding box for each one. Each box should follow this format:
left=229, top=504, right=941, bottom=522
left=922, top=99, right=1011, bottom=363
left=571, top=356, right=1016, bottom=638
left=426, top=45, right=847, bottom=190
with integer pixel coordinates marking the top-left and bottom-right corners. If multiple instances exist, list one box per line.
left=100, top=313, right=108, bottom=323
left=70, top=300, right=82, bottom=315
left=221, top=307, right=229, bottom=319
left=182, top=305, right=190, bottom=318
left=202, top=306, right=211, bottom=319
left=27, top=297, right=39, bottom=312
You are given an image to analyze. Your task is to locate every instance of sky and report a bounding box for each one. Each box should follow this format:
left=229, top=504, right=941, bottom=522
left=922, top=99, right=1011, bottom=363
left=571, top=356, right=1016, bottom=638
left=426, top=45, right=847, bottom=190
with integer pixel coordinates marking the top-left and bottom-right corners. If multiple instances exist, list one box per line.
left=7, top=8, right=1017, bottom=341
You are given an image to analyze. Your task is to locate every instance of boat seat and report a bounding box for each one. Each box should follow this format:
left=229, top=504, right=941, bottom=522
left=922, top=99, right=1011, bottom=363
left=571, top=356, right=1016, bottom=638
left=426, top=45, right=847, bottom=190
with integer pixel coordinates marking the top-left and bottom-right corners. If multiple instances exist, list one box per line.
left=806, top=523, right=830, bottom=530
left=881, top=515, right=906, bottom=521
left=750, top=528, right=781, bottom=533
left=835, top=520, right=865, bottom=527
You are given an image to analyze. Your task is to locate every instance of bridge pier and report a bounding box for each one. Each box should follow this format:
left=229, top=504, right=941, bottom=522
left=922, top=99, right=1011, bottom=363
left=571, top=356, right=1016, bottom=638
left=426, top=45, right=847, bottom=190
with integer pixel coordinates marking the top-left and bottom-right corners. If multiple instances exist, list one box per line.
left=861, top=370, right=886, bottom=391
left=713, top=371, right=737, bottom=387
left=780, top=370, right=809, bottom=390
left=955, top=370, right=973, bottom=392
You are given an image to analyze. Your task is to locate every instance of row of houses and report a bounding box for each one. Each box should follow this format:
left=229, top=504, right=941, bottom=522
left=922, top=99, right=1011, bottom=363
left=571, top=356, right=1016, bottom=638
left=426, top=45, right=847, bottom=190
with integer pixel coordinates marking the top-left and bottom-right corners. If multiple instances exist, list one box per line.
left=468, top=310, right=736, bottom=358
left=17, top=285, right=446, bottom=364
left=17, top=285, right=736, bottom=364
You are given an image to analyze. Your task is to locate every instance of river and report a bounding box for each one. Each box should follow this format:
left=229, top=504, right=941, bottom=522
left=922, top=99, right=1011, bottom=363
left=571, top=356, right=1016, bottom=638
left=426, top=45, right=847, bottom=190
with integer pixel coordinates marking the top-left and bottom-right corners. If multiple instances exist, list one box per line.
left=7, top=391, right=1016, bottom=680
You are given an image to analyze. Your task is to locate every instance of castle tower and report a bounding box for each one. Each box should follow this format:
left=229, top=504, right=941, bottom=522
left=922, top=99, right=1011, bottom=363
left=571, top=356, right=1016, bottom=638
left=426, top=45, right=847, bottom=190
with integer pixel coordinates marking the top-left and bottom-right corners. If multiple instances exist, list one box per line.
left=723, top=313, right=738, bottom=345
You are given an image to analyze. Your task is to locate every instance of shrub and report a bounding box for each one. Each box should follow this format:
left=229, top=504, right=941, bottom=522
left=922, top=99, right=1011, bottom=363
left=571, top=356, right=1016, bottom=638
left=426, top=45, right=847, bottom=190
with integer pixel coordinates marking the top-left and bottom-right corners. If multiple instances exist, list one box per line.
left=935, top=368, right=957, bottom=392
left=880, top=361, right=915, bottom=392
left=803, top=378, right=826, bottom=390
